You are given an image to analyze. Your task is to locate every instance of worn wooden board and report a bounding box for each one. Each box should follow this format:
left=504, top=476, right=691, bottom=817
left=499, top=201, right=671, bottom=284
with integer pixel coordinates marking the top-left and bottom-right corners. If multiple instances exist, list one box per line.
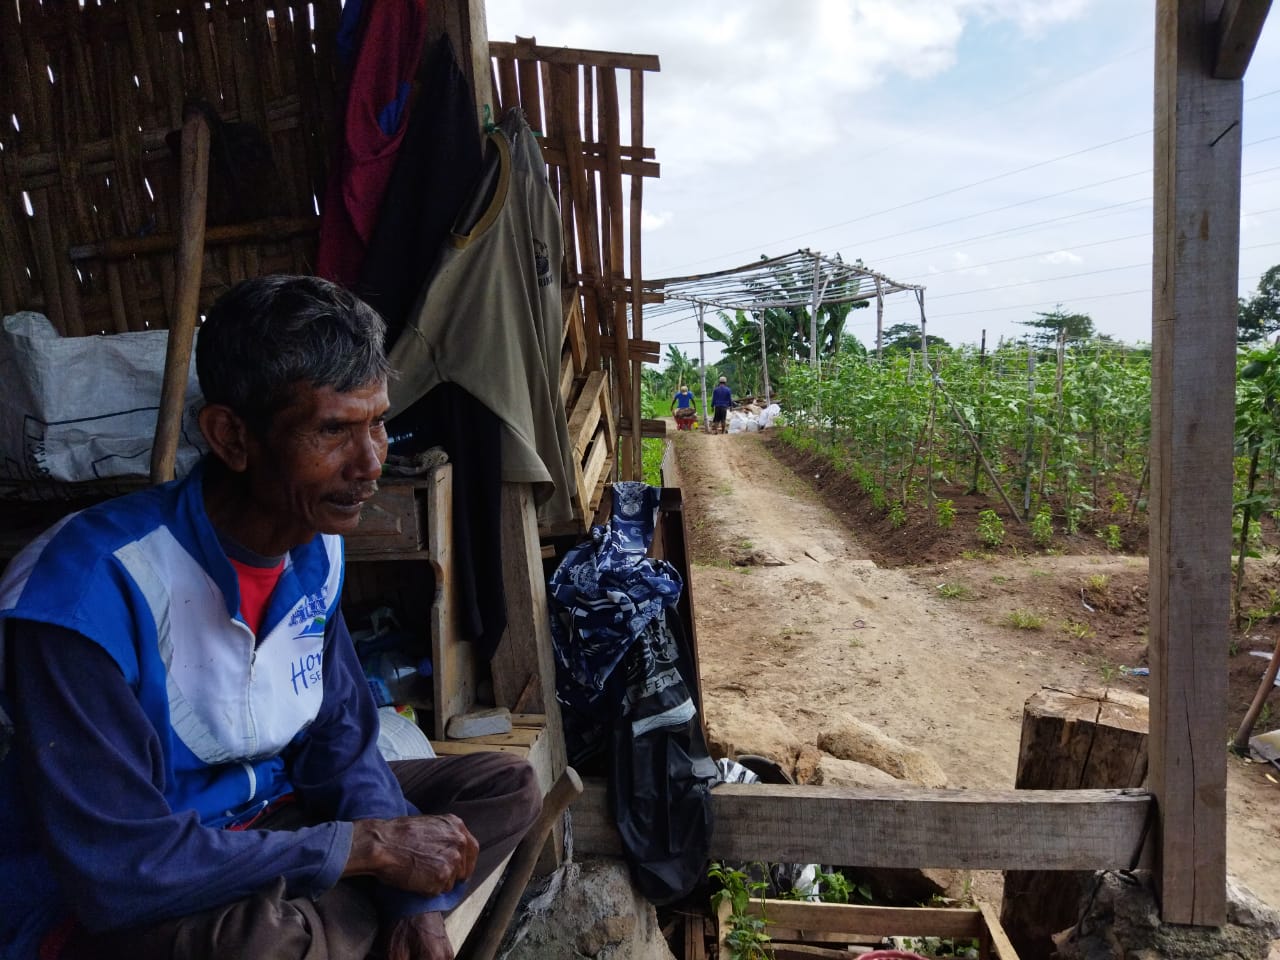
left=1149, top=0, right=1238, bottom=925
left=573, top=778, right=1152, bottom=871
left=425, top=465, right=472, bottom=739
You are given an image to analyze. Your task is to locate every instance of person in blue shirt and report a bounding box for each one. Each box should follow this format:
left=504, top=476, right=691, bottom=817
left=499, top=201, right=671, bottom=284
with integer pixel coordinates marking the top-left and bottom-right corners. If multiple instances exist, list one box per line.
left=711, top=377, right=734, bottom=434
left=670, top=384, right=696, bottom=430
left=0, top=275, right=540, bottom=960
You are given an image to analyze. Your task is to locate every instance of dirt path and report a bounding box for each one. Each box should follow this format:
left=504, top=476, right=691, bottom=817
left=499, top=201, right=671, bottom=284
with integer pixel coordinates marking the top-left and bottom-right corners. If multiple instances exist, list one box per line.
left=672, top=428, right=1280, bottom=909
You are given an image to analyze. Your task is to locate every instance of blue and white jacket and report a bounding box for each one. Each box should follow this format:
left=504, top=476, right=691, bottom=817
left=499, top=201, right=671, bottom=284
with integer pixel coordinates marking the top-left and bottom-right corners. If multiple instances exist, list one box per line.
left=0, top=461, right=441, bottom=959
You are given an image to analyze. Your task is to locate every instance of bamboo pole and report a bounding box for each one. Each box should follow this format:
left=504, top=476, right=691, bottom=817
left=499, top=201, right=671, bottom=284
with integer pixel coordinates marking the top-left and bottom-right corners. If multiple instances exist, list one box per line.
left=1023, top=347, right=1036, bottom=520
left=150, top=108, right=210, bottom=484
left=927, top=360, right=1023, bottom=524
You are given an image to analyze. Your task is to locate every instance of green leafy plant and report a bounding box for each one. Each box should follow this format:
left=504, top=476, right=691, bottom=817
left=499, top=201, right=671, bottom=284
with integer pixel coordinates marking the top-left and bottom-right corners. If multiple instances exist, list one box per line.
left=888, top=502, right=907, bottom=528
left=1062, top=618, right=1095, bottom=639
left=935, top=498, right=957, bottom=530
left=1108, top=488, right=1130, bottom=515
left=709, top=863, right=774, bottom=960
left=1097, top=523, right=1123, bottom=551
left=1004, top=609, right=1045, bottom=630
left=976, top=509, right=1005, bottom=547
left=1031, top=509, right=1054, bottom=547
left=937, top=582, right=973, bottom=600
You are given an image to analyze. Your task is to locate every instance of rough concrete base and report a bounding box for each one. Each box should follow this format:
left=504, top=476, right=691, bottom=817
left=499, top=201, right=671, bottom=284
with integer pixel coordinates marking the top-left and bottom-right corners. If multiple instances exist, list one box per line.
left=498, top=859, right=677, bottom=960
left=1051, top=872, right=1280, bottom=960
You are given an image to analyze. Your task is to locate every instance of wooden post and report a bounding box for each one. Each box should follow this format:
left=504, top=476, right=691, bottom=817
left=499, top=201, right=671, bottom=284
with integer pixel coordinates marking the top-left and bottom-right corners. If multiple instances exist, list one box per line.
left=492, top=483, right=569, bottom=866
left=1000, top=688, right=1149, bottom=960
left=492, top=483, right=567, bottom=769
left=758, top=314, right=772, bottom=403
left=1148, top=0, right=1244, bottom=925
left=150, top=107, right=209, bottom=484
left=428, top=0, right=492, bottom=129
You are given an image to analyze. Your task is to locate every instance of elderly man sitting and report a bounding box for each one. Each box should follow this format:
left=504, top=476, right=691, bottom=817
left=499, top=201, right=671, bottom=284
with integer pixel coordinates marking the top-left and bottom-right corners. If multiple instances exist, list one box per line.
left=0, top=275, right=540, bottom=960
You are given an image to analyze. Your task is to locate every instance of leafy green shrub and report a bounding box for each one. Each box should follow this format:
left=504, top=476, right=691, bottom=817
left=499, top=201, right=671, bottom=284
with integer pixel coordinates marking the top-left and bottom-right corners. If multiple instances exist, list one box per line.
left=935, top=498, right=957, bottom=530
left=1031, top=509, right=1054, bottom=547
left=1097, top=523, right=1123, bottom=551
left=888, top=502, right=907, bottom=528
left=976, top=509, right=1005, bottom=547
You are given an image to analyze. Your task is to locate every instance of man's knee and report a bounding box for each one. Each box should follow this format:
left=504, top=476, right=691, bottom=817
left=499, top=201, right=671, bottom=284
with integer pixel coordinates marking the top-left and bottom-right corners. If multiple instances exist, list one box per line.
left=476, top=752, right=541, bottom=832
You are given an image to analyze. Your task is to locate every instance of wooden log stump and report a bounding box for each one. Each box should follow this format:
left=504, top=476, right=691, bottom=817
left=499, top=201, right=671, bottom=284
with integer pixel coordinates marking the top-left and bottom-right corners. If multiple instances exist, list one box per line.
left=1000, top=687, right=1149, bottom=960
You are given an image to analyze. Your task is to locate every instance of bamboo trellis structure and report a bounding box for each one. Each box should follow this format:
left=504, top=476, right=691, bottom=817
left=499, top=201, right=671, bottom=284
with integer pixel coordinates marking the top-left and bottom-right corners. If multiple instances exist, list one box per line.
left=0, top=0, right=342, bottom=336
left=490, top=37, right=661, bottom=481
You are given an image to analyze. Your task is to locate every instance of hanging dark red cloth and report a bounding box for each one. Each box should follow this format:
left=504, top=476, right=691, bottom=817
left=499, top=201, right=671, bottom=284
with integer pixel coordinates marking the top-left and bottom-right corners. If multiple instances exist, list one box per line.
left=316, top=0, right=429, bottom=285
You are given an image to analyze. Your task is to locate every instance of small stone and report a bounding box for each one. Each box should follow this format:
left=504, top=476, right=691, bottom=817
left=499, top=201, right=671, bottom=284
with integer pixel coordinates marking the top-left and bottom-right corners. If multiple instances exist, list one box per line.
left=446, top=707, right=512, bottom=739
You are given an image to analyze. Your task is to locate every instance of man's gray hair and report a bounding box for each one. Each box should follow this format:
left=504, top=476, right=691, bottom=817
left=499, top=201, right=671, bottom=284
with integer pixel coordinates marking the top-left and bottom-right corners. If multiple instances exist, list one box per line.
left=197, top=275, right=391, bottom=434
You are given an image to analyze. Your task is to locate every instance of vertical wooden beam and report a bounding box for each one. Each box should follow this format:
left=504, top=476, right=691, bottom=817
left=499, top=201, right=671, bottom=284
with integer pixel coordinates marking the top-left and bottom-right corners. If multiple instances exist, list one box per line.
left=1213, top=0, right=1272, bottom=79
left=1149, top=0, right=1238, bottom=925
left=492, top=483, right=568, bottom=776
left=428, top=0, right=492, bottom=128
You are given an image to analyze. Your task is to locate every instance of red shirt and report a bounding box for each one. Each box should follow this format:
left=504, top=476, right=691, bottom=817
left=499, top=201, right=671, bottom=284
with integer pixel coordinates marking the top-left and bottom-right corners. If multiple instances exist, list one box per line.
left=229, top=556, right=285, bottom=637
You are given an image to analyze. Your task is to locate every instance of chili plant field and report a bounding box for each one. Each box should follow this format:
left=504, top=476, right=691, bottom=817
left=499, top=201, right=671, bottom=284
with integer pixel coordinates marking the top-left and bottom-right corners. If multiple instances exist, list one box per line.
left=778, top=341, right=1158, bottom=551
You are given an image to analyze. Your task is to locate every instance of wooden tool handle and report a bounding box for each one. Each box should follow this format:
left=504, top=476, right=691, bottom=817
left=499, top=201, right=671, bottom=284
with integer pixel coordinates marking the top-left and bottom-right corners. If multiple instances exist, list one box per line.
left=463, top=766, right=584, bottom=960
left=149, top=106, right=209, bottom=485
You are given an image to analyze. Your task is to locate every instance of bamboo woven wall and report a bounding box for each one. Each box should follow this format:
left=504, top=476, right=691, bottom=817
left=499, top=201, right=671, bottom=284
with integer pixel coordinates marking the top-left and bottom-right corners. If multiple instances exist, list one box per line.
left=489, top=37, right=661, bottom=477
left=0, top=0, right=343, bottom=336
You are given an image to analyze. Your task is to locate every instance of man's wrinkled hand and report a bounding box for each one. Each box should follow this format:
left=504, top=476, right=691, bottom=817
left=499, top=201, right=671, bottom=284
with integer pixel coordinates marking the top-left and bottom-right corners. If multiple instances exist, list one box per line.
left=345, top=814, right=478, bottom=895
left=385, top=912, right=452, bottom=960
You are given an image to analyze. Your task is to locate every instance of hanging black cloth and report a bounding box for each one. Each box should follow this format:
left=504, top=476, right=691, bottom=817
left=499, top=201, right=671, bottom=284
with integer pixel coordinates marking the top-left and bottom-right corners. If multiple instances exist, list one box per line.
left=387, top=384, right=507, bottom=659
left=371, top=35, right=506, bottom=655
left=358, top=34, right=483, bottom=346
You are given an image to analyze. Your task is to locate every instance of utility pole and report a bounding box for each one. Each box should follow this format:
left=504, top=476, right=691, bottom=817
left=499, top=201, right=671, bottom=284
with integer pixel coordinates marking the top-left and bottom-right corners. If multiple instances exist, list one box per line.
left=916, top=287, right=929, bottom=367
left=696, top=302, right=709, bottom=428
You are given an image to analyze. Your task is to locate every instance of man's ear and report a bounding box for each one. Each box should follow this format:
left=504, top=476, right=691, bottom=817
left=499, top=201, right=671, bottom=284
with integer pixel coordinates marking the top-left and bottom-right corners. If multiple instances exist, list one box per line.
left=198, top=404, right=252, bottom=473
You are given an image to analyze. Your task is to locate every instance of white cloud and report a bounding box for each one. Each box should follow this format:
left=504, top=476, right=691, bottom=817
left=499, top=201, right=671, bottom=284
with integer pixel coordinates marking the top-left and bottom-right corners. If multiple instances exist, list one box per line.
left=1040, top=250, right=1084, bottom=265
left=488, top=0, right=1103, bottom=176
left=946, top=251, right=990, bottom=276
left=641, top=210, right=674, bottom=232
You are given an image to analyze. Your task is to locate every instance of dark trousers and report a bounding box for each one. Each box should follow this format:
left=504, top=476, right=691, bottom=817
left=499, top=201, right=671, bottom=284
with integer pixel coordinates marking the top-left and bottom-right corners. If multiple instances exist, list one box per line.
left=84, top=752, right=541, bottom=960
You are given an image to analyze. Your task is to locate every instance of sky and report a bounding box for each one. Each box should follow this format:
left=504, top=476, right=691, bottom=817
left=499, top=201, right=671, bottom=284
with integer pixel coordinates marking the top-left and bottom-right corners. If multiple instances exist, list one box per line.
left=484, top=1, right=1280, bottom=357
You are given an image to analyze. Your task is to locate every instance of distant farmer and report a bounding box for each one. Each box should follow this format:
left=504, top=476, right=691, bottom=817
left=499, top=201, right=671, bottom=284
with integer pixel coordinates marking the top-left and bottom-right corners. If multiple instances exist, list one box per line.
left=0, top=275, right=541, bottom=960
left=671, top=383, right=696, bottom=430
left=711, top=376, right=733, bottom=434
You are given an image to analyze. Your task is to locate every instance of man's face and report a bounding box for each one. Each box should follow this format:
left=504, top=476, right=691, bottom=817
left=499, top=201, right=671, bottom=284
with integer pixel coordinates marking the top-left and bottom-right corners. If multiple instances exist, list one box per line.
left=244, top=379, right=389, bottom=542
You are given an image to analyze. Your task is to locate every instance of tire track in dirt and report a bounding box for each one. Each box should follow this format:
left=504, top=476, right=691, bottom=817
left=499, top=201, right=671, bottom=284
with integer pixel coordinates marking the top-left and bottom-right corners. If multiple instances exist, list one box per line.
left=676, top=429, right=1095, bottom=789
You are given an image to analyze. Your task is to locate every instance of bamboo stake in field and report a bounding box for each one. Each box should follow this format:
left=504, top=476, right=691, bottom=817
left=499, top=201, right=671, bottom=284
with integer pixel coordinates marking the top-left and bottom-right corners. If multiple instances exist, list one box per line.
left=927, top=359, right=1023, bottom=524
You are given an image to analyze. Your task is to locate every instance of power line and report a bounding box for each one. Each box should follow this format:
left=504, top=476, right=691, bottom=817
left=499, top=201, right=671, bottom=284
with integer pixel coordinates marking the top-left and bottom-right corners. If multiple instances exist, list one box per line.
left=653, top=86, right=1280, bottom=278
left=892, top=206, right=1280, bottom=283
